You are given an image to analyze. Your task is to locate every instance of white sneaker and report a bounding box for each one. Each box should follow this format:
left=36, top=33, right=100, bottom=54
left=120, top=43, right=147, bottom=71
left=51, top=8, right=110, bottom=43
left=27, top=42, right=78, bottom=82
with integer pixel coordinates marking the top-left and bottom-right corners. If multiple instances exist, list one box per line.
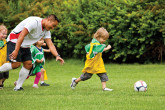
left=103, top=88, right=113, bottom=91
left=70, top=78, right=77, bottom=89
left=33, top=84, right=39, bottom=88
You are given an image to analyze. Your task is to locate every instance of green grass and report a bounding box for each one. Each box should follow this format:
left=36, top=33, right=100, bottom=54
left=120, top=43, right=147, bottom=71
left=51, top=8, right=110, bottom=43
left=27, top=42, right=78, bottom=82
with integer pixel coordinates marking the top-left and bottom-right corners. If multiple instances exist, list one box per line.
left=0, top=59, right=165, bottom=110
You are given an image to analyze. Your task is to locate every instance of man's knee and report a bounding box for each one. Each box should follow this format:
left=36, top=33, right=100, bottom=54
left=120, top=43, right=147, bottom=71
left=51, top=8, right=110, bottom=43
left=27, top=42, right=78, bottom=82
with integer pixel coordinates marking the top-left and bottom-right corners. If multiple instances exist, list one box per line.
left=23, top=61, right=32, bottom=70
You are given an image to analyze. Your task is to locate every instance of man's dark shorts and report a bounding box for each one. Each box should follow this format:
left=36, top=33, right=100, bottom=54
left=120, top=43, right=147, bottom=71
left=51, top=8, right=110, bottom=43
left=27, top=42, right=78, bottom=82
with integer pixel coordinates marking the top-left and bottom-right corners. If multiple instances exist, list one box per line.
left=7, top=41, right=32, bottom=62
left=80, top=72, right=109, bottom=82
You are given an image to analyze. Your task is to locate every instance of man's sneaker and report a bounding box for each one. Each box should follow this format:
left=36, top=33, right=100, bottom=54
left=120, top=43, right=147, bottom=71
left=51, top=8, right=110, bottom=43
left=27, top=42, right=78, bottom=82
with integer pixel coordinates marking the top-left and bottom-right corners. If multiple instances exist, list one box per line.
left=40, top=82, right=49, bottom=86
left=103, top=88, right=113, bottom=91
left=70, top=78, right=77, bottom=89
left=14, top=87, right=24, bottom=91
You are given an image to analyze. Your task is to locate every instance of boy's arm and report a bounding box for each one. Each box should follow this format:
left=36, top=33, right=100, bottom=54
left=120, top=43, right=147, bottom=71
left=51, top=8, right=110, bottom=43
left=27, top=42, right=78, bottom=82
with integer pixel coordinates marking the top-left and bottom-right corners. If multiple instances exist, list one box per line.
left=9, top=28, right=29, bottom=60
left=103, top=45, right=111, bottom=52
left=44, top=38, right=64, bottom=64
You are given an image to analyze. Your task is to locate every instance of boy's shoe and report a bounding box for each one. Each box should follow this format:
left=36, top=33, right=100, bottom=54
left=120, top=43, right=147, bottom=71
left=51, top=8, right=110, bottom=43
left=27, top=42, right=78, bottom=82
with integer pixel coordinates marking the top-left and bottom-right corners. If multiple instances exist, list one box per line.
left=70, top=78, right=77, bottom=89
left=103, top=88, right=113, bottom=91
left=14, top=87, right=24, bottom=91
left=40, top=82, right=49, bottom=86
left=0, top=85, right=3, bottom=89
left=33, top=85, right=39, bottom=88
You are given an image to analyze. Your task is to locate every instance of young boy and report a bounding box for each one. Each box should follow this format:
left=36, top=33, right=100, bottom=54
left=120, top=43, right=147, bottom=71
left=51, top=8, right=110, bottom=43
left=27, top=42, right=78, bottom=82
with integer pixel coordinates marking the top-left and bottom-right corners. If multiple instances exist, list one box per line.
left=0, top=24, right=9, bottom=89
left=70, top=27, right=113, bottom=91
left=0, top=14, right=64, bottom=91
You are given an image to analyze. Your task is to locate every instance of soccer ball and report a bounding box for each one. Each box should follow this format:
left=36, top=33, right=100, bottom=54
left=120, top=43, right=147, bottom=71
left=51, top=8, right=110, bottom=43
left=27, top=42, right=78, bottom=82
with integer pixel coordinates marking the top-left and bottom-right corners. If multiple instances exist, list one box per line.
left=134, top=80, right=147, bottom=92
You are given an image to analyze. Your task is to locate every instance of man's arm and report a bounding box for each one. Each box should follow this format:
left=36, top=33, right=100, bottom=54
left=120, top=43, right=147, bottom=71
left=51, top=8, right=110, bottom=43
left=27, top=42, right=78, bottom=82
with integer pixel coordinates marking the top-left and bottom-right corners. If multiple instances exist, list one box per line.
left=44, top=38, right=64, bottom=64
left=9, top=28, right=29, bottom=60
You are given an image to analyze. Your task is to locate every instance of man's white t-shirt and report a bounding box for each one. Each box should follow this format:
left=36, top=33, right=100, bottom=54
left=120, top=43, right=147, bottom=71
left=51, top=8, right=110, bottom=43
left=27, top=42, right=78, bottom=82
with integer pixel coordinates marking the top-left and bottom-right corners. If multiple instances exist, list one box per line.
left=7, top=16, right=51, bottom=48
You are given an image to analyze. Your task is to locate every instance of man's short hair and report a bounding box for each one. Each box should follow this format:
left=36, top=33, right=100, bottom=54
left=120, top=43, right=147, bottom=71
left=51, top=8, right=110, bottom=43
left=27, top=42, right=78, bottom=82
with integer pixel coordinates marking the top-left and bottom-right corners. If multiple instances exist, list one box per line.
left=47, top=14, right=60, bottom=22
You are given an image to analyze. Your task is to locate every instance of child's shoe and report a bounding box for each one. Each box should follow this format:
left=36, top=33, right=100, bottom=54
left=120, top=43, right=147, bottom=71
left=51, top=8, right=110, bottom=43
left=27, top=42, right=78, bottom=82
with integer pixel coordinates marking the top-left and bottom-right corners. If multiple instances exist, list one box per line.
left=40, top=82, right=49, bottom=86
left=103, top=88, right=113, bottom=91
left=0, top=85, right=3, bottom=89
left=33, top=84, right=39, bottom=88
left=70, top=78, right=77, bottom=89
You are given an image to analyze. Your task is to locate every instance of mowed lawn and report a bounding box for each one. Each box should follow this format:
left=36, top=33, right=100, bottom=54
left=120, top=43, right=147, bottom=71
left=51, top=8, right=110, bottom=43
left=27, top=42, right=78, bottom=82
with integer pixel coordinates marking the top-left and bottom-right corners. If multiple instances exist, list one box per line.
left=0, top=59, right=165, bottom=110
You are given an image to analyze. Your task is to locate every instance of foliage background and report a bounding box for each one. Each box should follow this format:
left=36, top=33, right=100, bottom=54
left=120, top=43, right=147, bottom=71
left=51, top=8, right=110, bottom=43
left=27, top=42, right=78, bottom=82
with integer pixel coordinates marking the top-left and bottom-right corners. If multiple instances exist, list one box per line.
left=0, top=0, right=164, bottom=63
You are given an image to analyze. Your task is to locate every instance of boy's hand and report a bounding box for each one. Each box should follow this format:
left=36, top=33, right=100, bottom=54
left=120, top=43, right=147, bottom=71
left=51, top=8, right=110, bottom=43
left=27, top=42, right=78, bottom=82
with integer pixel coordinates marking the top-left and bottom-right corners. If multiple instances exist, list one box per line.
left=103, top=44, right=112, bottom=52
left=106, top=45, right=111, bottom=50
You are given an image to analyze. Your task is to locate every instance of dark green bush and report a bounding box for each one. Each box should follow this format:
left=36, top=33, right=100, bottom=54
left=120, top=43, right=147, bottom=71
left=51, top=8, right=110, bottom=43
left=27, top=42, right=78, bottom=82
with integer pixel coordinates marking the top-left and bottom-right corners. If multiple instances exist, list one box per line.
left=0, top=0, right=164, bottom=63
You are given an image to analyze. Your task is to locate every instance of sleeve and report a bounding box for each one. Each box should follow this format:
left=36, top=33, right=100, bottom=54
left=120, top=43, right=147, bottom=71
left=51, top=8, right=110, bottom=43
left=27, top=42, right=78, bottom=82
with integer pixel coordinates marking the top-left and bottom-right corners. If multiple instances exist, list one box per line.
left=85, top=44, right=90, bottom=53
left=93, top=44, right=106, bottom=53
left=43, top=31, right=51, bottom=39
left=24, top=19, right=37, bottom=32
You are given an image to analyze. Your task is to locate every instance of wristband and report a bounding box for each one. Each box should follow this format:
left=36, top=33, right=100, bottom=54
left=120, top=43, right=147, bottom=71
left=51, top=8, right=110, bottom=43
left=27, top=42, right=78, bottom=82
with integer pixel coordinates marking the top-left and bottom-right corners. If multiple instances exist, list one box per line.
left=56, top=54, right=60, bottom=57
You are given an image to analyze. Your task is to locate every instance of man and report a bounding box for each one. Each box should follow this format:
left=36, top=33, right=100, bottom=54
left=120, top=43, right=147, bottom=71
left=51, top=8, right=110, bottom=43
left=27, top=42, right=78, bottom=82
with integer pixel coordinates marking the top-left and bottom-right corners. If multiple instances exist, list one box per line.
left=0, top=14, right=64, bottom=91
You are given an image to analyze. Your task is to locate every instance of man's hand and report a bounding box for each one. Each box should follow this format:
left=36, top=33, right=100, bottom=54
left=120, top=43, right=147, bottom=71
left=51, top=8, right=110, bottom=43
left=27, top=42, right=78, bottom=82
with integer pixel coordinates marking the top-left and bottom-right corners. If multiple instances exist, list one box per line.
left=56, top=56, right=64, bottom=65
left=9, top=50, right=18, bottom=60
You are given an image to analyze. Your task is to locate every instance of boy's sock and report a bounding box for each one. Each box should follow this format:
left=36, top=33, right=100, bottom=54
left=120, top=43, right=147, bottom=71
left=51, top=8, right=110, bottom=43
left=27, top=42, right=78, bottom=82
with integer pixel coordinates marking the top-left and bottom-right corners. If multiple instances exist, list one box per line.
left=0, top=63, right=12, bottom=73
left=34, top=72, right=41, bottom=84
left=15, top=66, right=29, bottom=89
left=40, top=81, right=44, bottom=84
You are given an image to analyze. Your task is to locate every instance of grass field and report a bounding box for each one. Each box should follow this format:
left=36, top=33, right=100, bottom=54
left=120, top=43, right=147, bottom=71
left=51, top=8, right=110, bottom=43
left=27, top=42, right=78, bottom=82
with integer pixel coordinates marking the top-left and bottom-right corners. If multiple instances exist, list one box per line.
left=0, top=59, right=165, bottom=110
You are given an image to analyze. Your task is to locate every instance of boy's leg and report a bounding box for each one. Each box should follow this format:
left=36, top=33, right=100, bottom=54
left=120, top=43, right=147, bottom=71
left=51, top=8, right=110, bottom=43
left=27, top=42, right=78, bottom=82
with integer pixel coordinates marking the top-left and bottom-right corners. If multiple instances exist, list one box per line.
left=0, top=78, right=3, bottom=89
left=97, top=73, right=113, bottom=91
left=71, top=73, right=93, bottom=89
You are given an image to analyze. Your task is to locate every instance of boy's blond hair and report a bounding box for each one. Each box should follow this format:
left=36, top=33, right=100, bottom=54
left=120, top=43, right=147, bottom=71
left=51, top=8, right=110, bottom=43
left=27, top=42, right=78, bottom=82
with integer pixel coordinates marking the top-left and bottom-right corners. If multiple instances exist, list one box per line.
left=93, top=27, right=109, bottom=39
left=0, top=24, right=7, bottom=32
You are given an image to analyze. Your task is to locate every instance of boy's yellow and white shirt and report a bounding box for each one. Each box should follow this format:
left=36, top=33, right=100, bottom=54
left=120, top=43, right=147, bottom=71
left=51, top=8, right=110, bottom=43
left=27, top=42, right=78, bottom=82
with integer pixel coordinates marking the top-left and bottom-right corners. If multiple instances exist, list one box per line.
left=0, top=39, right=8, bottom=66
left=82, top=38, right=106, bottom=74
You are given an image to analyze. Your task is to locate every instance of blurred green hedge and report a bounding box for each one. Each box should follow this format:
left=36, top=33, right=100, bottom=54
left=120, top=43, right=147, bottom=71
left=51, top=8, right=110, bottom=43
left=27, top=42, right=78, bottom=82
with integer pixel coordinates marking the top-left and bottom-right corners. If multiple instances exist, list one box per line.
left=0, top=0, right=164, bottom=63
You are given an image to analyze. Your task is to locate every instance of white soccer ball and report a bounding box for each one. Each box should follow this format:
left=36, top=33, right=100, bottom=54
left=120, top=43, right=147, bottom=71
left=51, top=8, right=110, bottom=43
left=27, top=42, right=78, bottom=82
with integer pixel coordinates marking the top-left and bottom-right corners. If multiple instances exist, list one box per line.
left=134, top=80, right=147, bottom=92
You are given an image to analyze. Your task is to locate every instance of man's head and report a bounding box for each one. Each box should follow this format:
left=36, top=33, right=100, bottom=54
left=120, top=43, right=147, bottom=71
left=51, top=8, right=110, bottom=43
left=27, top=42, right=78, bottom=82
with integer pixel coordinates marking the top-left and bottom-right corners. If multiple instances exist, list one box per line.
left=43, top=14, right=60, bottom=31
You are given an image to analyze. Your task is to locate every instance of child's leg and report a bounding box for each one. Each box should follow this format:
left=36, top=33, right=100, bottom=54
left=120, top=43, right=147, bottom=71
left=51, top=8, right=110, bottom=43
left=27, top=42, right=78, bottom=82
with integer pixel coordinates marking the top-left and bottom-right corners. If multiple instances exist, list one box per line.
left=97, top=73, right=111, bottom=90
left=40, top=68, right=44, bottom=83
left=0, top=79, right=3, bottom=88
left=75, top=73, right=93, bottom=84
left=34, top=72, right=41, bottom=85
left=71, top=73, right=93, bottom=89
left=101, top=82, right=106, bottom=90
left=75, top=77, right=81, bottom=83
left=40, top=68, right=49, bottom=86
